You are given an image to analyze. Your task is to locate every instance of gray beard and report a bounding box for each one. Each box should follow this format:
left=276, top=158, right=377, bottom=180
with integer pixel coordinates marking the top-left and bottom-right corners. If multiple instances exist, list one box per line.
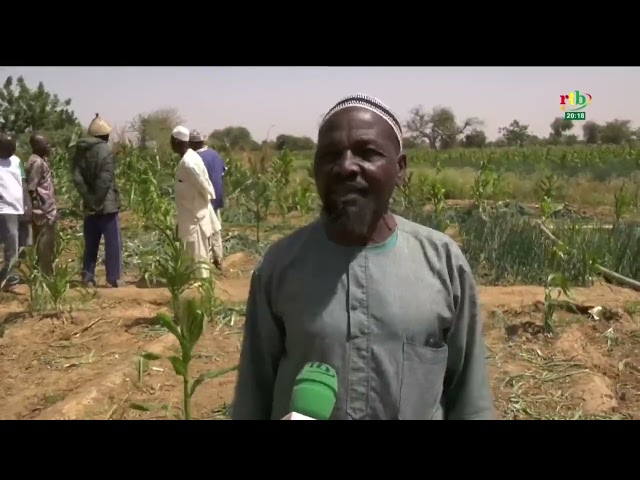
left=322, top=200, right=376, bottom=239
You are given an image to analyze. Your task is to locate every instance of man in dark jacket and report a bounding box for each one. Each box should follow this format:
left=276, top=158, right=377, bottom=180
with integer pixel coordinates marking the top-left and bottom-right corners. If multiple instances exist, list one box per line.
left=71, top=113, right=122, bottom=287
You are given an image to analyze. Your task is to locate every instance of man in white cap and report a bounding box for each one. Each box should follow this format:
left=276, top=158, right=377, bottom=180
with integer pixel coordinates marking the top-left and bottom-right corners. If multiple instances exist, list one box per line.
left=233, top=94, right=494, bottom=420
left=171, top=126, right=220, bottom=278
left=189, top=129, right=224, bottom=270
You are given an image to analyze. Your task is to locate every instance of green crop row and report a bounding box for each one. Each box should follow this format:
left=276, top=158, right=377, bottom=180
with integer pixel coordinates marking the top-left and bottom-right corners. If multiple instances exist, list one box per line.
left=294, top=144, right=640, bottom=180
left=44, top=144, right=639, bottom=287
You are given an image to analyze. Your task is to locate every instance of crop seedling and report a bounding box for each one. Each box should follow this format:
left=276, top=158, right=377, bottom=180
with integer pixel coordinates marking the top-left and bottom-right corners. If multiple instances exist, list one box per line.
left=428, top=162, right=449, bottom=232
left=241, top=154, right=273, bottom=244
left=39, top=230, right=76, bottom=317
left=131, top=298, right=238, bottom=419
left=17, top=246, right=48, bottom=313
left=126, top=235, right=164, bottom=287
left=543, top=273, right=573, bottom=335
left=291, top=177, right=318, bottom=216
left=613, top=182, right=633, bottom=226
left=270, top=149, right=295, bottom=221
left=154, top=223, right=209, bottom=316
left=196, top=274, right=245, bottom=329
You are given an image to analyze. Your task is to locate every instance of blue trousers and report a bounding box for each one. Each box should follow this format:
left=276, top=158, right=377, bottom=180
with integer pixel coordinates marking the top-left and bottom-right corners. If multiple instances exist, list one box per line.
left=82, top=212, right=122, bottom=286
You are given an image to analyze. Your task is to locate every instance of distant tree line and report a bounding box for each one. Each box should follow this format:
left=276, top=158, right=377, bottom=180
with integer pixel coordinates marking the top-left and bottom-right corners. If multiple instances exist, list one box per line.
left=402, top=106, right=639, bottom=150
left=1, top=75, right=638, bottom=156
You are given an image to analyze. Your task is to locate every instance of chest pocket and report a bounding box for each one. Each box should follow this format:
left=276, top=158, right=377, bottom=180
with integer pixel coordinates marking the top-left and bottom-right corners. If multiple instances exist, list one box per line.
left=398, top=341, right=448, bottom=419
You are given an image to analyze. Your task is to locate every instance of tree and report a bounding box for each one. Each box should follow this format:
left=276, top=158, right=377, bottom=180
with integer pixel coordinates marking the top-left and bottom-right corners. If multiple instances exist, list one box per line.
left=599, top=119, right=633, bottom=145
left=582, top=121, right=600, bottom=144
left=498, top=120, right=530, bottom=147
left=462, top=129, right=487, bottom=148
left=549, top=117, right=574, bottom=137
left=564, top=134, right=579, bottom=146
left=274, top=134, right=315, bottom=151
left=547, top=117, right=574, bottom=145
left=130, top=108, right=183, bottom=153
left=208, top=126, right=259, bottom=151
left=405, top=106, right=482, bottom=150
left=526, top=134, right=544, bottom=146
left=0, top=75, right=79, bottom=135
left=401, top=137, right=420, bottom=149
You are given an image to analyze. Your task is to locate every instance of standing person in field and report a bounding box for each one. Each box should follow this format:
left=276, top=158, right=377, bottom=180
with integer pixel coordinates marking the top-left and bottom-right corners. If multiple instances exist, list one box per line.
left=189, top=130, right=225, bottom=270
left=18, top=157, right=33, bottom=256
left=171, top=126, right=220, bottom=279
left=26, top=133, right=58, bottom=276
left=232, top=94, right=494, bottom=420
left=71, top=113, right=123, bottom=288
left=0, top=133, right=24, bottom=291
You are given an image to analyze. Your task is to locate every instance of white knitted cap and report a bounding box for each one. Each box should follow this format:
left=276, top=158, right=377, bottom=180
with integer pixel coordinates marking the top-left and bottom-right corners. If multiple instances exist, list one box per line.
left=172, top=126, right=190, bottom=142
left=320, top=93, right=403, bottom=148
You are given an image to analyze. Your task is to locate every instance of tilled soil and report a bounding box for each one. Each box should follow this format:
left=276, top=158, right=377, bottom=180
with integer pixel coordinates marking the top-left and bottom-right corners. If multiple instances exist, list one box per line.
left=1, top=257, right=638, bottom=420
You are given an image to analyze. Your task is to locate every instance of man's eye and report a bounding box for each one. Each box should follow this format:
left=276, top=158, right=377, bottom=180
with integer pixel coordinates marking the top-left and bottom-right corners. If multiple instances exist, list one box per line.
left=360, top=148, right=382, bottom=158
left=318, top=151, right=340, bottom=161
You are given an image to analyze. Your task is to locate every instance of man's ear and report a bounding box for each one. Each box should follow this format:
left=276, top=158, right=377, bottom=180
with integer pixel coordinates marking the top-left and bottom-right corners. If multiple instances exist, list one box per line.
left=395, top=152, right=407, bottom=186
left=311, top=155, right=321, bottom=187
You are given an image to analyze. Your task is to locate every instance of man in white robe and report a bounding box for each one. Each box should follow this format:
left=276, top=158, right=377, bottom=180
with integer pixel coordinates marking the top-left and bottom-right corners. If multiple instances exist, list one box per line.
left=170, top=126, right=221, bottom=279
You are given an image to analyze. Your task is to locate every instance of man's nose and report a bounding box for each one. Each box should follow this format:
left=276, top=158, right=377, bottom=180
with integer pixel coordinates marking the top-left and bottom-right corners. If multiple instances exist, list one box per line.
left=335, top=151, right=359, bottom=178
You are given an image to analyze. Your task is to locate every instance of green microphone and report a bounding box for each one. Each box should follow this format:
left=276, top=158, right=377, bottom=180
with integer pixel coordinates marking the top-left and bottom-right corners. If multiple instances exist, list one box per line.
left=288, top=362, right=338, bottom=420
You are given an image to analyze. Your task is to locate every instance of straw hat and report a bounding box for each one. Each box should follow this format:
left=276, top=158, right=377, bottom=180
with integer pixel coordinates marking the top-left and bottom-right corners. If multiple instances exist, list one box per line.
left=88, top=113, right=112, bottom=136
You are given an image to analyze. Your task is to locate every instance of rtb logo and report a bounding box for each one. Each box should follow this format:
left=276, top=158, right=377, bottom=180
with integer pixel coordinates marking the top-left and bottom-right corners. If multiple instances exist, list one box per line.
left=560, top=90, right=592, bottom=112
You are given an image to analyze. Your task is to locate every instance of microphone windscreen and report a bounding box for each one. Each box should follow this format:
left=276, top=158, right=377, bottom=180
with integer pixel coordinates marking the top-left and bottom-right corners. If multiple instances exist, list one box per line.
left=290, top=362, right=338, bottom=420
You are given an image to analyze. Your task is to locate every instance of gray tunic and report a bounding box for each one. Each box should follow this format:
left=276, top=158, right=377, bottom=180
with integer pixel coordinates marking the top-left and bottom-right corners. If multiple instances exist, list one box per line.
left=232, top=214, right=495, bottom=420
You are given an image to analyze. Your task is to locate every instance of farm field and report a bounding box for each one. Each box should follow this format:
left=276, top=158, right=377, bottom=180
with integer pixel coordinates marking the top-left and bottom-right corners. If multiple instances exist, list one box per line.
left=1, top=144, right=640, bottom=420
left=1, top=251, right=639, bottom=420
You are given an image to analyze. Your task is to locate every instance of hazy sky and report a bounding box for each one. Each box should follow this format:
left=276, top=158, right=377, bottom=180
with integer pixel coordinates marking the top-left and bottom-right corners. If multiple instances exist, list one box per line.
left=2, top=67, right=639, bottom=142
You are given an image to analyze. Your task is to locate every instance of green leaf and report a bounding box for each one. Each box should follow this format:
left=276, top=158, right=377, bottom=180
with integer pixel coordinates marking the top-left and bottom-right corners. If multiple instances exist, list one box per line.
left=156, top=312, right=184, bottom=343
left=169, top=355, right=187, bottom=377
left=129, top=402, right=153, bottom=412
left=189, top=365, right=239, bottom=397
left=182, top=298, right=205, bottom=347
left=140, top=352, right=162, bottom=361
